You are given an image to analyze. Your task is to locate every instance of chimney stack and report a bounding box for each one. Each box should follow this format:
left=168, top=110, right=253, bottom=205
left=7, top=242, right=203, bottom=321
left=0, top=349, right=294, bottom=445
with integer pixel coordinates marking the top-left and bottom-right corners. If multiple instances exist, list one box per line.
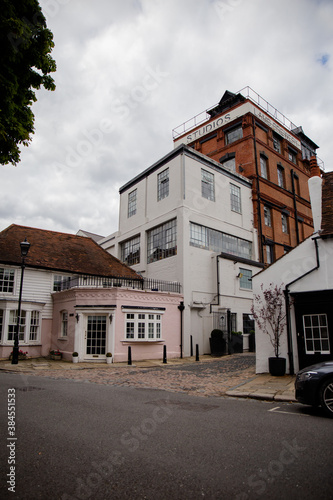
left=308, top=156, right=322, bottom=233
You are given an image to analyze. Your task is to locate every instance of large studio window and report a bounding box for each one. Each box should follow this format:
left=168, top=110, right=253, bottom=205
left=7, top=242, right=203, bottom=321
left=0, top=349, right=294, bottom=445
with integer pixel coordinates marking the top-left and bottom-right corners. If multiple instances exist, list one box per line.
left=147, top=219, right=177, bottom=263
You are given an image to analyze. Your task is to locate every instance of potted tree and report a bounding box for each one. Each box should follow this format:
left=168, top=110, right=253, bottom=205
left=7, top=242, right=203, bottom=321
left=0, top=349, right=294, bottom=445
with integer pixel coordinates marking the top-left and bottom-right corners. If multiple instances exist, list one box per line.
left=72, top=352, right=79, bottom=363
left=251, top=283, right=287, bottom=376
left=106, top=352, right=112, bottom=364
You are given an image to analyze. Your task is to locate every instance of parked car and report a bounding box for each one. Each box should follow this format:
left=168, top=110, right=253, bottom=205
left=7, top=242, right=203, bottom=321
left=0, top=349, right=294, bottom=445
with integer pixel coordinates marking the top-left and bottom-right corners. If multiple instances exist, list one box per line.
left=295, top=361, right=333, bottom=417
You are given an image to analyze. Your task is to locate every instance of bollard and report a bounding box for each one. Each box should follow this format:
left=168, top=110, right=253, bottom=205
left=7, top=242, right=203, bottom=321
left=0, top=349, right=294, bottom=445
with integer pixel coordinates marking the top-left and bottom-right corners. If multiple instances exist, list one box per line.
left=128, top=346, right=132, bottom=365
left=190, top=335, right=193, bottom=357
left=163, top=345, right=167, bottom=364
left=196, top=344, right=199, bottom=362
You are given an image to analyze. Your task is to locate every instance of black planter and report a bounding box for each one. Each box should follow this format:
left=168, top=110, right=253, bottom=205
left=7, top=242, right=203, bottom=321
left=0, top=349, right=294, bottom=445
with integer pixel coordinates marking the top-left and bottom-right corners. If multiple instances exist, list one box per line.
left=231, top=334, right=243, bottom=354
left=209, top=336, right=226, bottom=357
left=268, top=357, right=286, bottom=376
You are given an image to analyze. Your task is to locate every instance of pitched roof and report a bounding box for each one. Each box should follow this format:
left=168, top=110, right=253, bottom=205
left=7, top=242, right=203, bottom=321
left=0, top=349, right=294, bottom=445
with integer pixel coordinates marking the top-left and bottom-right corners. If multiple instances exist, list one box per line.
left=321, top=171, right=333, bottom=237
left=0, top=224, right=141, bottom=279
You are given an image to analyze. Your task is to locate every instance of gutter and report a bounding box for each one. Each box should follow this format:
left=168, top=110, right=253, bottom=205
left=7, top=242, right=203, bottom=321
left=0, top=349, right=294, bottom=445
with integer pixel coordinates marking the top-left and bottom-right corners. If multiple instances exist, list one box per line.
left=284, top=237, right=320, bottom=375
left=210, top=255, right=221, bottom=313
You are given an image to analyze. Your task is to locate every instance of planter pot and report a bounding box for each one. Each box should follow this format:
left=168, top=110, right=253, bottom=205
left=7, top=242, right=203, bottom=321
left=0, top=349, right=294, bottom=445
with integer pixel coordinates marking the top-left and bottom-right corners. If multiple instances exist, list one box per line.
left=50, top=355, right=62, bottom=361
left=209, top=337, right=226, bottom=357
left=72, top=357, right=79, bottom=363
left=106, top=357, right=112, bottom=364
left=231, top=334, right=243, bottom=354
left=269, top=357, right=286, bottom=376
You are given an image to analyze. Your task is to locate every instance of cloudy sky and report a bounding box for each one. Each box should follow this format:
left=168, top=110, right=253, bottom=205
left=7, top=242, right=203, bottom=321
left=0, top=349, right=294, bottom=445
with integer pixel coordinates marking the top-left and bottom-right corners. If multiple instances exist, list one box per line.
left=1, top=0, right=332, bottom=237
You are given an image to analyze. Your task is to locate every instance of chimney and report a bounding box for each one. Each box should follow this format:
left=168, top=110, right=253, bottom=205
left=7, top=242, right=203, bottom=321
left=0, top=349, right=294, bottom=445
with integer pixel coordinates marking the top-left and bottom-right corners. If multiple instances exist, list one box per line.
left=308, top=156, right=322, bottom=233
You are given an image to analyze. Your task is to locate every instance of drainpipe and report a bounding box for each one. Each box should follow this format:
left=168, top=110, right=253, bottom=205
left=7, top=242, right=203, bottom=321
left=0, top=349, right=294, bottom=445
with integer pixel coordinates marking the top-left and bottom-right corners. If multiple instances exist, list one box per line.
left=284, top=237, right=320, bottom=375
left=290, top=170, right=300, bottom=245
left=210, top=254, right=221, bottom=313
left=253, top=120, right=264, bottom=263
left=178, top=301, right=185, bottom=358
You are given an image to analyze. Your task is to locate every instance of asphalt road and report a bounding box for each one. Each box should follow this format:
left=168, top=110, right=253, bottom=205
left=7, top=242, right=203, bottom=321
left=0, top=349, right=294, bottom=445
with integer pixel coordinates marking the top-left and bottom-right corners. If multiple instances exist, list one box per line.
left=1, top=372, right=332, bottom=500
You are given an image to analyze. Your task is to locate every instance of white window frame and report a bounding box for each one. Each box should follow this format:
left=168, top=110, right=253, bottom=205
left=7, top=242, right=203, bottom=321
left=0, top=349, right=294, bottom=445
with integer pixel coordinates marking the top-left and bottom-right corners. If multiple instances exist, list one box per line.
left=0, top=268, right=15, bottom=294
left=124, top=310, right=163, bottom=341
left=0, top=305, right=42, bottom=345
left=281, top=213, right=289, bottom=234
left=303, top=314, right=330, bottom=354
left=277, top=166, right=285, bottom=188
left=61, top=310, right=68, bottom=338
left=230, top=184, right=241, bottom=213
left=260, top=155, right=268, bottom=179
left=201, top=169, right=215, bottom=201
left=264, top=206, right=272, bottom=227
left=128, top=189, right=137, bottom=218
left=239, top=268, right=252, bottom=290
left=157, top=168, right=169, bottom=201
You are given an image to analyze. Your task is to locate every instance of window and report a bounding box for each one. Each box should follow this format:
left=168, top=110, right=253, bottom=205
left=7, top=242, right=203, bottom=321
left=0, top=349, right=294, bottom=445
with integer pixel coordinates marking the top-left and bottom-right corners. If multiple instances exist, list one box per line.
left=243, top=313, right=255, bottom=335
left=277, top=166, right=285, bottom=188
left=0, top=268, right=15, bottom=293
left=128, top=189, right=137, bottom=218
left=201, top=169, right=215, bottom=201
left=239, top=269, right=252, bottom=290
left=266, top=244, right=274, bottom=264
left=281, top=213, right=289, bottom=234
left=222, top=157, right=236, bottom=173
left=293, top=174, right=300, bottom=196
left=1, top=308, right=41, bottom=344
left=230, top=184, right=241, bottom=213
left=157, top=168, right=169, bottom=201
left=288, top=148, right=297, bottom=164
left=8, top=310, right=26, bottom=342
left=121, top=236, right=140, bottom=265
left=147, top=219, right=177, bottom=263
left=53, top=275, right=71, bottom=292
left=190, top=222, right=252, bottom=260
left=125, top=312, right=162, bottom=341
left=225, top=125, right=243, bottom=145
left=273, top=133, right=281, bottom=153
left=264, top=206, right=272, bottom=227
left=29, top=311, right=40, bottom=341
left=260, top=155, right=268, bottom=179
left=303, top=314, right=330, bottom=354
left=61, top=311, right=68, bottom=337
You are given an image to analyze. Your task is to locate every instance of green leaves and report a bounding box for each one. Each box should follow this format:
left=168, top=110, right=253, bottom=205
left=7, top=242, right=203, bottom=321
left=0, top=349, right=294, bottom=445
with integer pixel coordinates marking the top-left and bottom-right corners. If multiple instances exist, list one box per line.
left=0, top=0, right=56, bottom=165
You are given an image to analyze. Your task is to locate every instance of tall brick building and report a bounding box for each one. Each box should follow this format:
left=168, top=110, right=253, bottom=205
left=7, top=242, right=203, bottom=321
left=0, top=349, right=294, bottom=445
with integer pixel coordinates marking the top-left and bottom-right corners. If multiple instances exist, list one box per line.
left=173, top=87, right=321, bottom=264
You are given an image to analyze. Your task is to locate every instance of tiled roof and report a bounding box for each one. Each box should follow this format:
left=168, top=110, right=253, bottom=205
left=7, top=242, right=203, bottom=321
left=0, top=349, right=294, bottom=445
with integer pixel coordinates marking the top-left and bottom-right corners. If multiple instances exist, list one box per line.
left=0, top=224, right=141, bottom=279
left=321, top=172, right=333, bottom=236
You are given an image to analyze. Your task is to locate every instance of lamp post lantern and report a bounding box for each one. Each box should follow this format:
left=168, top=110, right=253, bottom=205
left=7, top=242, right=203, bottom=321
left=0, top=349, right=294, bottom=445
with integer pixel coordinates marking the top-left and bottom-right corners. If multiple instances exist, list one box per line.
left=11, top=238, right=30, bottom=365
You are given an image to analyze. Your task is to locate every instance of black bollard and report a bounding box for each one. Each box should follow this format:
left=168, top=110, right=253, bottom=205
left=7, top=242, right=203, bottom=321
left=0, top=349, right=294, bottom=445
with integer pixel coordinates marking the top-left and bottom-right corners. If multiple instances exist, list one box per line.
left=163, top=345, right=167, bottom=364
left=196, top=344, right=199, bottom=362
left=128, top=346, right=132, bottom=365
left=190, top=335, right=193, bottom=357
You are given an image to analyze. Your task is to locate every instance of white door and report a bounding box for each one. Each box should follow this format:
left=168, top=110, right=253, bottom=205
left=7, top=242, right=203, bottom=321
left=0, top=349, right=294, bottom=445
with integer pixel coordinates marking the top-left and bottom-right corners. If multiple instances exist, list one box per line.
left=85, top=315, right=107, bottom=359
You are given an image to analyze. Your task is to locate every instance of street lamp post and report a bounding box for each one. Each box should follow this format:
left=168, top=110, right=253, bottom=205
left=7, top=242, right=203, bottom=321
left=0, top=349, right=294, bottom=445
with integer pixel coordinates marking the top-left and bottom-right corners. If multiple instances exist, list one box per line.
left=11, top=238, right=31, bottom=365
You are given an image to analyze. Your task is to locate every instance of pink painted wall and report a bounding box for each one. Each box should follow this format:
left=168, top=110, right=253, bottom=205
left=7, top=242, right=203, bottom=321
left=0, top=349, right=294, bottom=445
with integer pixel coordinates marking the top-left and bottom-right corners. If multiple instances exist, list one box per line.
left=52, top=287, right=183, bottom=363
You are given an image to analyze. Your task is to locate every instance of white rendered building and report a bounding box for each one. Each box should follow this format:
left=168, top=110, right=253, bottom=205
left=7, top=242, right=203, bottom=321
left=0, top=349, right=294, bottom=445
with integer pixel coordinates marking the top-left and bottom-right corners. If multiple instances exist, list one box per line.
left=100, top=144, right=263, bottom=356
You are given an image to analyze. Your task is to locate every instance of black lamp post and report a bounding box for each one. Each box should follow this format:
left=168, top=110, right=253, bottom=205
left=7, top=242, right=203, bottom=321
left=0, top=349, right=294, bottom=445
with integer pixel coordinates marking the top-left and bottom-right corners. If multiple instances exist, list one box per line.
left=11, top=238, right=31, bottom=365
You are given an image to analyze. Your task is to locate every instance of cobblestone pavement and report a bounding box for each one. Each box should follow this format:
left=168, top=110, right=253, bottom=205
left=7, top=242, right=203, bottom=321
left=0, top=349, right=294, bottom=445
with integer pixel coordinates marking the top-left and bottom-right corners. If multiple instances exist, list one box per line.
left=13, top=354, right=256, bottom=398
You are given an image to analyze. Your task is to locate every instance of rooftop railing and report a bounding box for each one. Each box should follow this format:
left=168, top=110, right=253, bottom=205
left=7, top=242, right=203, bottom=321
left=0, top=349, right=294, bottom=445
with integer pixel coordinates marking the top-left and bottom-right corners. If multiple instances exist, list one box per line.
left=172, top=85, right=324, bottom=169
left=58, top=275, right=182, bottom=294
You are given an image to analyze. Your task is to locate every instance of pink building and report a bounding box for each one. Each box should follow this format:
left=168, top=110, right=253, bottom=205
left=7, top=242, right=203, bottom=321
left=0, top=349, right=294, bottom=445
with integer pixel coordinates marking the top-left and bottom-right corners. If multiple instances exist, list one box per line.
left=0, top=225, right=183, bottom=363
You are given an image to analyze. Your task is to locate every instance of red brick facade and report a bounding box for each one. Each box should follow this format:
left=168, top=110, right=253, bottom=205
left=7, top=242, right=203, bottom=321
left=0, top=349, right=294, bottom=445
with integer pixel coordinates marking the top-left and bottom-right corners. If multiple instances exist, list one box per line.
left=174, top=92, right=318, bottom=264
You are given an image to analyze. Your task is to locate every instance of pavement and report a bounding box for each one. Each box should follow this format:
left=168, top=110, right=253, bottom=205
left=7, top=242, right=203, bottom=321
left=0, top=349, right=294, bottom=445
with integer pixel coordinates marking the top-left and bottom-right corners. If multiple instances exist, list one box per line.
left=0, top=353, right=296, bottom=402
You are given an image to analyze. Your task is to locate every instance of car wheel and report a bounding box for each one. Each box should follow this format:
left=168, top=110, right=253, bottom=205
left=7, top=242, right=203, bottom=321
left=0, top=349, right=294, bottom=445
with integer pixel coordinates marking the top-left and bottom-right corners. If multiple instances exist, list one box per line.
left=319, top=378, right=333, bottom=417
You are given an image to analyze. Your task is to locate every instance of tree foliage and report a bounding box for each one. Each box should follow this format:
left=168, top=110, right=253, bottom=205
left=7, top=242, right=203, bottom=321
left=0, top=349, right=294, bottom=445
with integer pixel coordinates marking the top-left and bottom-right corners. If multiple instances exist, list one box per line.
left=251, top=283, right=288, bottom=358
left=0, top=0, right=56, bottom=166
